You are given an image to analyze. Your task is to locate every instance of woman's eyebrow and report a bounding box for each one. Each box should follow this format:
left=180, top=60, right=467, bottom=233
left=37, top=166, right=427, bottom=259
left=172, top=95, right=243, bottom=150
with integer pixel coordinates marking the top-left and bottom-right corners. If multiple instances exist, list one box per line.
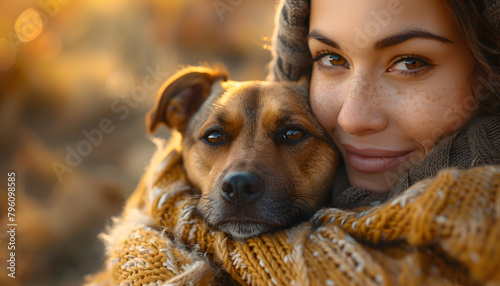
left=374, top=29, right=454, bottom=49
left=307, top=30, right=340, bottom=49
left=307, top=29, right=453, bottom=50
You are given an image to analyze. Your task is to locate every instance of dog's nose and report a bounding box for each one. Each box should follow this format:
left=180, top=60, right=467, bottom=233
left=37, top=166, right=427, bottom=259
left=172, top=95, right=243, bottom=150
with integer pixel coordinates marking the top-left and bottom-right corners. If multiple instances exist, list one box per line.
left=221, top=171, right=263, bottom=206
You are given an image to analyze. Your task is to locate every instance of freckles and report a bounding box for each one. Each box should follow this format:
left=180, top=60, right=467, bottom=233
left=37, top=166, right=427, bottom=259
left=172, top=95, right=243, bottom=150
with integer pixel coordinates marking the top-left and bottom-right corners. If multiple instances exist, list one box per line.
left=377, top=84, right=392, bottom=103
left=428, top=90, right=440, bottom=103
left=406, top=86, right=472, bottom=149
left=369, top=84, right=393, bottom=107
left=310, top=81, right=338, bottom=128
left=396, top=88, right=434, bottom=129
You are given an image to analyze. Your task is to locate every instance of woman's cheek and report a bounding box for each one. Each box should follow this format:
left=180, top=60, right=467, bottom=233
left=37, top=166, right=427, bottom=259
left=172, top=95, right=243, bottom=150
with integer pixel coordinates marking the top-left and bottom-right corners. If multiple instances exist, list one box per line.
left=398, top=85, right=477, bottom=152
left=310, top=73, right=343, bottom=135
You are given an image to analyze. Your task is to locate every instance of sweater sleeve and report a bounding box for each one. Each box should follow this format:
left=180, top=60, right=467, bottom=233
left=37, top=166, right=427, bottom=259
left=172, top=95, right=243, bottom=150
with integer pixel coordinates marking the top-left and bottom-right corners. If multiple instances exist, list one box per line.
left=310, top=166, right=500, bottom=285
left=86, top=227, right=218, bottom=286
left=84, top=189, right=227, bottom=286
left=175, top=166, right=500, bottom=286
left=152, top=167, right=500, bottom=285
left=86, top=161, right=500, bottom=286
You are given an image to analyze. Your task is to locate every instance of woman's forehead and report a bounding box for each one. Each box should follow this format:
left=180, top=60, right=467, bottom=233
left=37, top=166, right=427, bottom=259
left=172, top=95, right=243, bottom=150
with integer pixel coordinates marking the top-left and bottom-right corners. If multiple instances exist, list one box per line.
left=309, top=0, right=463, bottom=49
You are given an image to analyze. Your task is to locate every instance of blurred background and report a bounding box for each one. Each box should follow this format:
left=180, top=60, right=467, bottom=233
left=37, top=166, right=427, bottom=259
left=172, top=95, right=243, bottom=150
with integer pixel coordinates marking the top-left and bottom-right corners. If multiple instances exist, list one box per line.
left=0, top=0, right=278, bottom=285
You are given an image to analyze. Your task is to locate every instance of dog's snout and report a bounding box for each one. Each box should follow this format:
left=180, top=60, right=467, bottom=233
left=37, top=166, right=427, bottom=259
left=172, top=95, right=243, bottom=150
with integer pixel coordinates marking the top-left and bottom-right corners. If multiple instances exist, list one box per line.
left=221, top=171, right=263, bottom=206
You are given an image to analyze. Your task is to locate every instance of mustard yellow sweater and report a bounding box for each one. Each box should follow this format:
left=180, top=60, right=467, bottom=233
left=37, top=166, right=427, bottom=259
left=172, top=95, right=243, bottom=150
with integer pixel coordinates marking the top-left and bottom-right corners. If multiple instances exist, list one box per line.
left=85, top=135, right=500, bottom=286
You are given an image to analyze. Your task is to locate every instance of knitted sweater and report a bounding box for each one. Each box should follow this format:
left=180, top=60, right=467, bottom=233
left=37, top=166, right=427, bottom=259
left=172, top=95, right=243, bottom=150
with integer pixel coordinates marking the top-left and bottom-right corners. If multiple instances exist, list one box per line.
left=86, top=134, right=500, bottom=285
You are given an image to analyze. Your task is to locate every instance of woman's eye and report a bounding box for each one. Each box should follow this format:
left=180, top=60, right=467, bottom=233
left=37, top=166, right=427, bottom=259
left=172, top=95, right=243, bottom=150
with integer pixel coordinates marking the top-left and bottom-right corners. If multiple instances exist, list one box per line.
left=389, top=57, right=429, bottom=74
left=319, top=53, right=350, bottom=67
left=283, top=129, right=304, bottom=141
left=203, top=131, right=223, bottom=144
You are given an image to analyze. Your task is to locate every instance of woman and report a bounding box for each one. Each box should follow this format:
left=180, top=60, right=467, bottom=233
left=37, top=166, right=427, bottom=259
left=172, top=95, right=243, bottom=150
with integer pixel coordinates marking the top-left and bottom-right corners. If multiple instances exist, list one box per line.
left=86, top=0, right=500, bottom=285
left=269, top=0, right=500, bottom=210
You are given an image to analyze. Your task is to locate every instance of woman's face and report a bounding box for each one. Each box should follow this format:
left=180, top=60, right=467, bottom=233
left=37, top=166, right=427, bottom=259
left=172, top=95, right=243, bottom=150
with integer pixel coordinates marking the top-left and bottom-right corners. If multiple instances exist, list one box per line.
left=309, top=0, right=477, bottom=191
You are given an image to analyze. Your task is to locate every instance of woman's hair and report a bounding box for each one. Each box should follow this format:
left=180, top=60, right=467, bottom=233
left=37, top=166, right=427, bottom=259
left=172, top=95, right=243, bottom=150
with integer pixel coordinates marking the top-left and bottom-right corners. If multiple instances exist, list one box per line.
left=445, top=0, right=500, bottom=114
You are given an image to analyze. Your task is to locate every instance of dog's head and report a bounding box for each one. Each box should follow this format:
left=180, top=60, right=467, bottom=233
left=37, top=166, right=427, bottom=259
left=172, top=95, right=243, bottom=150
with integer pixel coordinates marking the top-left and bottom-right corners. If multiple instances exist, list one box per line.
left=147, top=66, right=338, bottom=240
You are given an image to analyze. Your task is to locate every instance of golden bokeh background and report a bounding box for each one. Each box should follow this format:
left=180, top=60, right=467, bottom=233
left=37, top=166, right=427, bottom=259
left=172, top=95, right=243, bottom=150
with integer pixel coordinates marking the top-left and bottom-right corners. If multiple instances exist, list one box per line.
left=0, top=0, right=278, bottom=285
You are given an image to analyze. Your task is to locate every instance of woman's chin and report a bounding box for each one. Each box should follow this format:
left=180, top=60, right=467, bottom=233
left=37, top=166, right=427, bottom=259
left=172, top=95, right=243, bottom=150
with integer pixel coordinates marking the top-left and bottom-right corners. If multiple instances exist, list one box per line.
left=345, top=151, right=422, bottom=192
left=346, top=167, right=405, bottom=192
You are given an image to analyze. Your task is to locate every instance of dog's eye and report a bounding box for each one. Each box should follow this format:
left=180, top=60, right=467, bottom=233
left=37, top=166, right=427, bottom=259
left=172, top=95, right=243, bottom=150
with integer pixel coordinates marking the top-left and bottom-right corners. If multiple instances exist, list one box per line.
left=204, top=131, right=223, bottom=144
left=276, top=125, right=310, bottom=145
left=283, top=129, right=304, bottom=141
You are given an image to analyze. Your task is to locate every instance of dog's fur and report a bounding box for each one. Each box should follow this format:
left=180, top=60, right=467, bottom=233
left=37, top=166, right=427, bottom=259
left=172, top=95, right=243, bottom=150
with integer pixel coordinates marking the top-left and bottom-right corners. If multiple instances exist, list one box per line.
left=146, top=66, right=338, bottom=240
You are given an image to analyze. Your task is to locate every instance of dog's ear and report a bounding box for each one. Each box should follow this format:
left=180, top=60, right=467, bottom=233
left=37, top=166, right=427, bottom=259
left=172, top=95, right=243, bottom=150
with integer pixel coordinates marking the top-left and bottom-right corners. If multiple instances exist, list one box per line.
left=297, top=74, right=310, bottom=89
left=289, top=74, right=310, bottom=100
left=146, top=66, right=228, bottom=134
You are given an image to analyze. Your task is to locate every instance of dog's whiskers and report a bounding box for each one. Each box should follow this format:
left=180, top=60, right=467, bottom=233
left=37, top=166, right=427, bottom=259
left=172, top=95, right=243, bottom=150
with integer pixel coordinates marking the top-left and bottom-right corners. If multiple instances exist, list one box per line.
left=183, top=195, right=203, bottom=208
left=291, top=195, right=316, bottom=213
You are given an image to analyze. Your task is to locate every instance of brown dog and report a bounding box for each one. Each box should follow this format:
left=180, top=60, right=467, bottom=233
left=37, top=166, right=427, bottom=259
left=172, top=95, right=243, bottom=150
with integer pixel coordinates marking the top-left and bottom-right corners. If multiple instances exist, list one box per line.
left=147, top=66, right=338, bottom=240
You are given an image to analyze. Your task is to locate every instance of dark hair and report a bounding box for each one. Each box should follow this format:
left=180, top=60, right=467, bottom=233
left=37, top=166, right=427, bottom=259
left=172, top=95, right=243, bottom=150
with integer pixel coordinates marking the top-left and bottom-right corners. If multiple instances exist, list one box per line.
left=446, top=0, right=500, bottom=115
left=445, top=0, right=500, bottom=114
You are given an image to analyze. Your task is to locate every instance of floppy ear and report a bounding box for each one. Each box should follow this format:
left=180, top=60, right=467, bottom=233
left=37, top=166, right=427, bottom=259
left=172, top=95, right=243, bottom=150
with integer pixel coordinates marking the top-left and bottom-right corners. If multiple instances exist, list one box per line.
left=290, top=74, right=310, bottom=100
left=296, top=74, right=310, bottom=89
left=146, top=66, right=228, bottom=134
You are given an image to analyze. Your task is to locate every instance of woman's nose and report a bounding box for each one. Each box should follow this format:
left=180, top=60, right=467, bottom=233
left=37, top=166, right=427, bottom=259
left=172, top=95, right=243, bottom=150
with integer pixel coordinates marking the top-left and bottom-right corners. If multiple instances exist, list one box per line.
left=337, top=76, right=388, bottom=136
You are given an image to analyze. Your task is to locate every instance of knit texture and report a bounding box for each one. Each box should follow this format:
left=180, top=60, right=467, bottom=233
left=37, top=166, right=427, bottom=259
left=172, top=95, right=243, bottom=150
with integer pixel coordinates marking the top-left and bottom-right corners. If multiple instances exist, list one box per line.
left=85, top=140, right=500, bottom=285
left=266, top=0, right=311, bottom=81
left=484, top=0, right=500, bottom=30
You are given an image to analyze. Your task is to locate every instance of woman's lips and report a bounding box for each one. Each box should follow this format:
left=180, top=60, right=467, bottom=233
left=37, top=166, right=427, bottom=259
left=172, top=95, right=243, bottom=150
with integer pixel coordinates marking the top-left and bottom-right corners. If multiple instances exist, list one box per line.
left=342, top=144, right=413, bottom=173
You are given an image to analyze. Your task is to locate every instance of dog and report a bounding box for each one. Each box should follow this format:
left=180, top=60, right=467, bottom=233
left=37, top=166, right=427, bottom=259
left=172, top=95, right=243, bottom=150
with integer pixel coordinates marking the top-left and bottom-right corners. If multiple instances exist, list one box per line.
left=146, top=66, right=338, bottom=240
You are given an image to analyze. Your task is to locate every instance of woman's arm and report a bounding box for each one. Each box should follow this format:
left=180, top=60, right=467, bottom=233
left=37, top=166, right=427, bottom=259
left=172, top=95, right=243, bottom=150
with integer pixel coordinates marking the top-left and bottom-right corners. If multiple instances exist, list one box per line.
left=89, top=163, right=500, bottom=286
